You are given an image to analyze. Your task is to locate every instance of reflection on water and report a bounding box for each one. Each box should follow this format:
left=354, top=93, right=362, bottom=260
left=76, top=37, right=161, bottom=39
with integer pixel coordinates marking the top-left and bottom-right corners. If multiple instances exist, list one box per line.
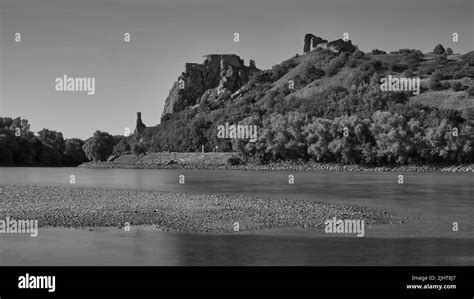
left=0, top=228, right=473, bottom=266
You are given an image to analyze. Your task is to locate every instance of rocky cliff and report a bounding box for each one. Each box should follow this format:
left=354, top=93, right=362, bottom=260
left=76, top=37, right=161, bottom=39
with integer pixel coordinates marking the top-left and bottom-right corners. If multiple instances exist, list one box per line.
left=161, top=54, right=259, bottom=119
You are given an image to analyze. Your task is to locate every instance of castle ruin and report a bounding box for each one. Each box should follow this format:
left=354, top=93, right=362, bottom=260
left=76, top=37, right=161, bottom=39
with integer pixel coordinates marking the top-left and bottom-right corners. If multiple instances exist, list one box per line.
left=304, top=33, right=356, bottom=54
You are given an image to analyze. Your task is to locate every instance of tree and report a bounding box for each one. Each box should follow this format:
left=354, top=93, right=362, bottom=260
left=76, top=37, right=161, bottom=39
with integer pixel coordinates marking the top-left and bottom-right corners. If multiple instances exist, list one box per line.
left=13, top=137, right=35, bottom=165
left=0, top=135, right=14, bottom=165
left=113, top=137, right=132, bottom=155
left=82, top=130, right=115, bottom=162
left=37, top=129, right=65, bottom=153
left=131, top=142, right=146, bottom=157
left=446, top=48, right=453, bottom=55
left=38, top=145, right=62, bottom=166
left=433, top=44, right=445, bottom=55
left=304, top=117, right=336, bottom=162
left=370, top=111, right=414, bottom=164
left=64, top=138, right=88, bottom=165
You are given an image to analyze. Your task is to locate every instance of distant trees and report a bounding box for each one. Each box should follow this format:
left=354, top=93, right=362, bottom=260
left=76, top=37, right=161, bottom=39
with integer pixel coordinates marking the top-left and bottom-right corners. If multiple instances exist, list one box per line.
left=82, top=130, right=115, bottom=162
left=231, top=110, right=474, bottom=165
left=64, top=138, right=88, bottom=165
left=446, top=48, right=453, bottom=55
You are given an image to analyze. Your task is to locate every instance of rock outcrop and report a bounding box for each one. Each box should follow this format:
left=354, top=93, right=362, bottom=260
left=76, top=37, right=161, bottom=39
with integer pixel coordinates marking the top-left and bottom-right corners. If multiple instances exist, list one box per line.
left=304, top=33, right=355, bottom=54
left=161, top=54, right=259, bottom=119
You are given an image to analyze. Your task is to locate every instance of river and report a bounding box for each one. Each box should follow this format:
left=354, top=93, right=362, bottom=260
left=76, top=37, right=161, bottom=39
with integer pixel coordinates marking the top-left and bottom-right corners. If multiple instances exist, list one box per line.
left=0, top=167, right=472, bottom=265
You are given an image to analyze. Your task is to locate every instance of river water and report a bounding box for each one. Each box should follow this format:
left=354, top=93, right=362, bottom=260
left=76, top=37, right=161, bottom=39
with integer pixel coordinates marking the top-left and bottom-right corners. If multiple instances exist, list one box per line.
left=0, top=167, right=472, bottom=265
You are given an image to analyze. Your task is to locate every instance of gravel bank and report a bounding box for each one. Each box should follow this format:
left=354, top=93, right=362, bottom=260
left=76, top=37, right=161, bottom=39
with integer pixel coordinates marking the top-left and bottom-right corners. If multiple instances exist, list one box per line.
left=0, top=184, right=395, bottom=233
left=80, top=160, right=474, bottom=173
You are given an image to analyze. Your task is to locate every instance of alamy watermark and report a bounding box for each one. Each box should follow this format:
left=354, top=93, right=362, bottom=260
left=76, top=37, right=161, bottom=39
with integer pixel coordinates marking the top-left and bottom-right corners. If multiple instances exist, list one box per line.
left=55, top=75, right=95, bottom=95
left=324, top=217, right=365, bottom=237
left=217, top=122, right=258, bottom=142
left=380, top=75, right=420, bottom=95
left=18, top=273, right=55, bottom=293
left=0, top=216, right=38, bottom=237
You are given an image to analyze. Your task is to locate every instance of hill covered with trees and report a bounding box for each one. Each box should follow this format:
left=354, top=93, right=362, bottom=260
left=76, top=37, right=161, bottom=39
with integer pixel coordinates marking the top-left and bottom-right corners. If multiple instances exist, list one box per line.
left=129, top=37, right=474, bottom=166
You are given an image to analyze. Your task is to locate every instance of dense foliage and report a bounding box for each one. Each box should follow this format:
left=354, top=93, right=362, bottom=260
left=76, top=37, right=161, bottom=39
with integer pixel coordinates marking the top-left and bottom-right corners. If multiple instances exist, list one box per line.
left=0, top=117, right=124, bottom=166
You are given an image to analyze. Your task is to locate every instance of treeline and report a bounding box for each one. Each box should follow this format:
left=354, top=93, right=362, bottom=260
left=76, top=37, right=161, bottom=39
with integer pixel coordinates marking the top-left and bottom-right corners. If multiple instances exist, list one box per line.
left=0, top=117, right=137, bottom=166
left=232, top=111, right=473, bottom=164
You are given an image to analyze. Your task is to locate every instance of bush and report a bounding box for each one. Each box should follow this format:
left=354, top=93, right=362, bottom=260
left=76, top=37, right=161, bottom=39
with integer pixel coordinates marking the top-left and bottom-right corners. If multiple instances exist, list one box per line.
left=227, top=156, right=243, bottom=166
left=462, top=51, right=474, bottom=66
left=442, top=81, right=451, bottom=89
left=467, top=84, right=474, bottom=96
left=370, top=49, right=386, bottom=55
left=431, top=70, right=445, bottom=81
left=131, top=143, right=146, bottom=157
left=301, top=65, right=325, bottom=83
left=325, top=54, right=346, bottom=76
left=388, top=62, right=408, bottom=72
left=451, top=81, right=464, bottom=92
left=430, top=79, right=443, bottom=90
left=453, top=70, right=465, bottom=79
left=113, top=137, right=132, bottom=155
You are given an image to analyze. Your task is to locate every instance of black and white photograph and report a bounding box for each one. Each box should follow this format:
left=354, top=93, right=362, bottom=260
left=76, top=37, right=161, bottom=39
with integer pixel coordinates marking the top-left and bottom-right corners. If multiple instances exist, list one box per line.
left=0, top=0, right=473, bottom=297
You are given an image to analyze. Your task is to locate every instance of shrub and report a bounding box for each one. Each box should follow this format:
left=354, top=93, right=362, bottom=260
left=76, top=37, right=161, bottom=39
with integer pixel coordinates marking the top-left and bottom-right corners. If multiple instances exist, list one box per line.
left=325, top=54, right=346, bottom=76
left=301, top=65, right=325, bottom=83
left=431, top=70, right=445, bottom=81
left=442, top=81, right=451, bottom=89
left=113, top=137, right=132, bottom=155
left=451, top=81, right=464, bottom=92
left=430, top=79, right=443, bottom=90
left=370, top=49, right=386, bottom=55
left=227, top=156, right=243, bottom=166
left=453, top=70, right=465, bottom=79
left=462, top=51, right=474, bottom=66
left=467, top=84, right=474, bottom=96
left=131, top=143, right=146, bottom=157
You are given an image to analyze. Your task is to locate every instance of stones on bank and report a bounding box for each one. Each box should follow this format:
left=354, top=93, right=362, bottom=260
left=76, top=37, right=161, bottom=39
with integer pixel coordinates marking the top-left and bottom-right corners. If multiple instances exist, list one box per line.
left=79, top=160, right=474, bottom=173
left=0, top=184, right=395, bottom=233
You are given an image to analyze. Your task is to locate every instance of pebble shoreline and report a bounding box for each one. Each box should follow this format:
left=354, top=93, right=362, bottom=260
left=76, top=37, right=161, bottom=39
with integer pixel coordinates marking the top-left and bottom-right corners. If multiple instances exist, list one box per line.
left=80, top=161, right=474, bottom=173
left=0, top=184, right=395, bottom=233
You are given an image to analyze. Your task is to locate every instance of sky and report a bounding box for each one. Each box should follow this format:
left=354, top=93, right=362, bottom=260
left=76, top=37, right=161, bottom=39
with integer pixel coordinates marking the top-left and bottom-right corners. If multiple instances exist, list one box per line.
left=0, top=0, right=472, bottom=139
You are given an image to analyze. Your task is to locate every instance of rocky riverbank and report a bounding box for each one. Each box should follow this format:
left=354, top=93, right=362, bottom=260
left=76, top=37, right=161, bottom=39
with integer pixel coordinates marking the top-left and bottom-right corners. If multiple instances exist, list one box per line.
left=80, top=155, right=474, bottom=173
left=0, top=184, right=396, bottom=233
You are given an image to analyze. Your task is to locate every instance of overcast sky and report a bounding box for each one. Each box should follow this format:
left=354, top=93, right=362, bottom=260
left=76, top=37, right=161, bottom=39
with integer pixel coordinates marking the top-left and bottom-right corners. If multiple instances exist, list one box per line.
left=0, top=0, right=472, bottom=139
